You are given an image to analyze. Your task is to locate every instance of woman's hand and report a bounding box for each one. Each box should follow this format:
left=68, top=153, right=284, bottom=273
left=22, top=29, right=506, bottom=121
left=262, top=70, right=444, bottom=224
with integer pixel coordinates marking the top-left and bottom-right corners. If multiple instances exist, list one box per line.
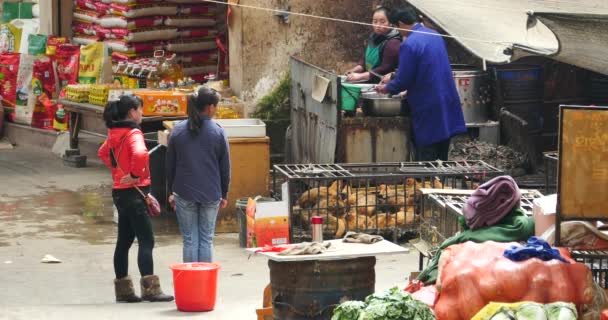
left=168, top=195, right=176, bottom=210
left=220, top=199, right=228, bottom=209
left=380, top=73, right=393, bottom=85
left=120, top=174, right=139, bottom=185
left=375, top=84, right=389, bottom=94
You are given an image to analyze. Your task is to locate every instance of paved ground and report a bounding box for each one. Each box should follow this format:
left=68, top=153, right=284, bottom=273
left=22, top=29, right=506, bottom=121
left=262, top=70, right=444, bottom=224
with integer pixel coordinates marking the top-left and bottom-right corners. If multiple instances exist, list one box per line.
left=0, top=146, right=420, bottom=320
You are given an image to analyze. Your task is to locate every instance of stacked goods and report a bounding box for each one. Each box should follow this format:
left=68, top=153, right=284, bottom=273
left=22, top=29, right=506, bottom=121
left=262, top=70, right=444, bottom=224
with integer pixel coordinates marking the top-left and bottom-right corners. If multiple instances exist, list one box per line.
left=165, top=1, right=221, bottom=81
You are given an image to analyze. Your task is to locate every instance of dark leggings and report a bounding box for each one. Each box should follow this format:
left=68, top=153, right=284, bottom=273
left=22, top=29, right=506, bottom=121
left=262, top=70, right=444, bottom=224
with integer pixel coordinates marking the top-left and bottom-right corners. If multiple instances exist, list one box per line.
left=112, top=187, right=155, bottom=279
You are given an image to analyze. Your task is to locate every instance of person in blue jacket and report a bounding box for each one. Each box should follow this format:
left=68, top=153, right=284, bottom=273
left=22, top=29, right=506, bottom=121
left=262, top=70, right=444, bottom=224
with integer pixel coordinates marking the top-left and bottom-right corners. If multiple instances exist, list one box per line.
left=376, top=6, right=466, bottom=161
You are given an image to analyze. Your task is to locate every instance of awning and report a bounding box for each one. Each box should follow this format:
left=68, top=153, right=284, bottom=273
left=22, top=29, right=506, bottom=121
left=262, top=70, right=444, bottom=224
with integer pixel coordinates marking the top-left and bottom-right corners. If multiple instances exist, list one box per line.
left=408, top=0, right=608, bottom=74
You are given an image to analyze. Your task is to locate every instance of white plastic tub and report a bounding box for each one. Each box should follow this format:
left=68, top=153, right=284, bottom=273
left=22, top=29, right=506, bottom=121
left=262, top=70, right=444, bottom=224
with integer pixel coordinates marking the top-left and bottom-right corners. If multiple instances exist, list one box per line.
left=214, top=119, right=266, bottom=138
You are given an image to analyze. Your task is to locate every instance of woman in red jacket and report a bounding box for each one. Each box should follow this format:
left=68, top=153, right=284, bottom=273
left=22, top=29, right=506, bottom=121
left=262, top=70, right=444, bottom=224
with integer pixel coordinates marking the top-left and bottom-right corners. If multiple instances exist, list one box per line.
left=98, top=95, right=173, bottom=303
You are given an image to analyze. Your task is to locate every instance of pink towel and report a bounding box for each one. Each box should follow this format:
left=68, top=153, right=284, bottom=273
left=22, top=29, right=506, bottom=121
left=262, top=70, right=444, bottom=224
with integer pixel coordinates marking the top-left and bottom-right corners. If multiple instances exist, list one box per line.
left=463, top=175, right=521, bottom=229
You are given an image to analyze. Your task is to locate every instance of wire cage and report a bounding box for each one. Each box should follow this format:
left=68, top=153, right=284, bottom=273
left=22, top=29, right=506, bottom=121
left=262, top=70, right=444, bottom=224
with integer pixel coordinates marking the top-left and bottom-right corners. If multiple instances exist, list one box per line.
left=272, top=161, right=504, bottom=243
left=572, top=250, right=608, bottom=289
left=544, top=152, right=558, bottom=194
left=414, top=189, right=543, bottom=270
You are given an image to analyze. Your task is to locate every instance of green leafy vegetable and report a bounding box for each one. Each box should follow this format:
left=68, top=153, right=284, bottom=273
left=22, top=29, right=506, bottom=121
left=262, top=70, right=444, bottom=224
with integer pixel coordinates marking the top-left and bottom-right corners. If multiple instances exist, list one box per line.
left=332, top=287, right=436, bottom=320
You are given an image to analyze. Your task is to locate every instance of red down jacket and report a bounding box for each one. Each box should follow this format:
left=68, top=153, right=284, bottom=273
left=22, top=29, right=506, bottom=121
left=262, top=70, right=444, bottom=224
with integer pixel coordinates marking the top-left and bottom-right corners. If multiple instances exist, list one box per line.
left=98, top=125, right=150, bottom=189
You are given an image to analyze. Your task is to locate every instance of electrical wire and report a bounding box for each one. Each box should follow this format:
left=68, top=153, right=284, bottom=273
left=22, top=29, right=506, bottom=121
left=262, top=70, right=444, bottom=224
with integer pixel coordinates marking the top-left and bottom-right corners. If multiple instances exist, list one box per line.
left=202, top=0, right=514, bottom=45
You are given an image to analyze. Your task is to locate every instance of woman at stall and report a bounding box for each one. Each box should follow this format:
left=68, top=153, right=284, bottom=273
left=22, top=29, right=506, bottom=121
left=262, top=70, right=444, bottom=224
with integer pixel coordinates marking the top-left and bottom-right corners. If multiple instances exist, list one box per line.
left=98, top=95, right=174, bottom=303
left=166, top=87, right=231, bottom=263
left=345, top=7, right=402, bottom=83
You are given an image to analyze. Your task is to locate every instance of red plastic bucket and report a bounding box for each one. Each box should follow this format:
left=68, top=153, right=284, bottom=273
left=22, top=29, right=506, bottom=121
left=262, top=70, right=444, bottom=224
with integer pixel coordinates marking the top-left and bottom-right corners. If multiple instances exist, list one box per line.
left=169, top=263, right=221, bottom=312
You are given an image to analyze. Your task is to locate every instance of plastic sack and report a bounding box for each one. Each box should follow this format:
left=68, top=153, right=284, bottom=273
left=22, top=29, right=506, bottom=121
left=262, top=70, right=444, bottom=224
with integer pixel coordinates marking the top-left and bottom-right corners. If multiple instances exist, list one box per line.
left=0, top=23, right=22, bottom=53
left=177, top=28, right=218, bottom=39
left=46, top=36, right=68, bottom=56
left=109, top=3, right=178, bottom=18
left=55, top=45, right=80, bottom=89
left=14, top=54, right=35, bottom=125
left=98, top=15, right=164, bottom=30
left=165, top=39, right=217, bottom=53
left=164, top=16, right=216, bottom=28
left=2, top=2, right=33, bottom=23
left=0, top=52, right=20, bottom=121
left=31, top=58, right=57, bottom=130
left=28, top=34, right=48, bottom=56
left=78, top=42, right=108, bottom=84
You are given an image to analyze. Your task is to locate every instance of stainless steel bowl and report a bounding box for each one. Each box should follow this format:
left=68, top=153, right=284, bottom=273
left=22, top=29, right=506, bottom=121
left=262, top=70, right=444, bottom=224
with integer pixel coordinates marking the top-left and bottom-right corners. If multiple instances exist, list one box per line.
left=360, top=92, right=404, bottom=117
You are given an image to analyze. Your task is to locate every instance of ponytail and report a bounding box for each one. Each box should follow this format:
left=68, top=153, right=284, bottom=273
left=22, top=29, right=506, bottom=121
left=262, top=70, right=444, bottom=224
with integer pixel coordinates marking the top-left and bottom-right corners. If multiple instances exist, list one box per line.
left=187, top=94, right=202, bottom=136
left=187, top=87, right=220, bottom=136
left=102, top=94, right=143, bottom=128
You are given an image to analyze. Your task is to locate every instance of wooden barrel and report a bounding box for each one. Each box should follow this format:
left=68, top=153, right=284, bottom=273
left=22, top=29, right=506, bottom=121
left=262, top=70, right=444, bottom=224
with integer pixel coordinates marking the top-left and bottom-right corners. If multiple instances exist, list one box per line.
left=269, top=257, right=376, bottom=320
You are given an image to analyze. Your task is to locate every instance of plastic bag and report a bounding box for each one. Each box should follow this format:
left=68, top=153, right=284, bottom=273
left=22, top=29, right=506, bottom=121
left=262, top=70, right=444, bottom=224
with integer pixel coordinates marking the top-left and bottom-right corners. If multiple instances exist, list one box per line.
left=55, top=45, right=80, bottom=89
left=0, top=23, right=22, bottom=53
left=2, top=2, right=33, bottom=23
left=31, top=58, right=57, bottom=130
left=28, top=34, right=48, bottom=56
left=14, top=54, right=35, bottom=125
left=78, top=42, right=108, bottom=84
left=0, top=52, right=20, bottom=121
left=46, top=36, right=68, bottom=56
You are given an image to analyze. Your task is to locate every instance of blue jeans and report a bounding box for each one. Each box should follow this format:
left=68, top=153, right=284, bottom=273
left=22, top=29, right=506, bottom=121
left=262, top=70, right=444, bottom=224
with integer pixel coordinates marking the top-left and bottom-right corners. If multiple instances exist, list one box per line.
left=174, top=194, right=220, bottom=263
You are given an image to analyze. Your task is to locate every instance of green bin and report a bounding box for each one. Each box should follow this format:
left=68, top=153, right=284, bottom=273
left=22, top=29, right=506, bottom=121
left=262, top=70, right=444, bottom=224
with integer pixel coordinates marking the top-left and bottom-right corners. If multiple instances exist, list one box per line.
left=341, top=83, right=362, bottom=111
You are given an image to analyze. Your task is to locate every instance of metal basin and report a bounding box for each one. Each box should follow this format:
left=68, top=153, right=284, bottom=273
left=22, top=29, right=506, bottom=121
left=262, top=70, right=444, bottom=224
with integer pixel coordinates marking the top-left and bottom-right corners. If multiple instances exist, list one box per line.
left=360, top=92, right=403, bottom=117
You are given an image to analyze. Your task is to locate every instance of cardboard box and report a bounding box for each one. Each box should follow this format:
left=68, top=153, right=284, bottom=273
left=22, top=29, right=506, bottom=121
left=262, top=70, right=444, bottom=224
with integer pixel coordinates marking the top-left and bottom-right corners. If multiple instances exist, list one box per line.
left=253, top=200, right=289, bottom=248
left=533, top=194, right=557, bottom=237
left=135, top=91, right=188, bottom=117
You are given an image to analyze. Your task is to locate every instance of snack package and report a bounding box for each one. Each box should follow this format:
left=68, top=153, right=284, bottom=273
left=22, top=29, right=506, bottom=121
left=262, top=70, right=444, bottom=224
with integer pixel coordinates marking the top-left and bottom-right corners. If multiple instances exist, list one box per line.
left=78, top=42, right=108, bottom=84
left=14, top=54, right=35, bottom=125
left=134, top=91, right=188, bottom=116
left=0, top=52, right=20, bottom=121
left=28, top=34, right=48, bottom=56
left=0, top=23, right=22, bottom=53
left=31, top=58, right=57, bottom=130
left=46, top=36, right=68, bottom=56
left=55, top=44, right=80, bottom=89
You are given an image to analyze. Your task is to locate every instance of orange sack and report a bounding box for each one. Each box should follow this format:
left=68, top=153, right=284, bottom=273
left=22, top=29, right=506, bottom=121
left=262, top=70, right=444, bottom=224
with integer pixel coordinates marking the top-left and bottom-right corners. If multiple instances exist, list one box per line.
left=434, top=241, right=594, bottom=320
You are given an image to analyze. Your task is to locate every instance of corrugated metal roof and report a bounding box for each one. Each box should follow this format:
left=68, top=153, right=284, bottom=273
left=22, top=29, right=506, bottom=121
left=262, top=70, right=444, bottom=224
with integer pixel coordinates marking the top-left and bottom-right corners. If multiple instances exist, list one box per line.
left=408, top=0, right=608, bottom=74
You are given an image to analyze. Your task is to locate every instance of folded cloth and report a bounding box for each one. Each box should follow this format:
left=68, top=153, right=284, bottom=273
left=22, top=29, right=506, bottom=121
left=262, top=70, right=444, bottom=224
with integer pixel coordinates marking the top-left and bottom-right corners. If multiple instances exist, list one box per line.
left=278, top=242, right=331, bottom=256
left=504, top=236, right=569, bottom=263
left=417, top=208, right=534, bottom=284
left=343, top=231, right=383, bottom=244
left=463, top=175, right=522, bottom=229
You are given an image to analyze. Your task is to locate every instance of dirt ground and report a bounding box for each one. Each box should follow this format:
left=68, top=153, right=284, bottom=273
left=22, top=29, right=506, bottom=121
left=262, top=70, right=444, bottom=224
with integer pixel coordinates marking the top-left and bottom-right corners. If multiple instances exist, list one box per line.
left=0, top=146, right=420, bottom=320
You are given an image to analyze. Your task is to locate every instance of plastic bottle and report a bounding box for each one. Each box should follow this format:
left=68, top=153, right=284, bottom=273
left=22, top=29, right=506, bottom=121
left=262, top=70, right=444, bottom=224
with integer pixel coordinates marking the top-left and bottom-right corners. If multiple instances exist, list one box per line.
left=147, top=66, right=160, bottom=89
left=161, top=53, right=184, bottom=83
left=53, top=105, right=68, bottom=131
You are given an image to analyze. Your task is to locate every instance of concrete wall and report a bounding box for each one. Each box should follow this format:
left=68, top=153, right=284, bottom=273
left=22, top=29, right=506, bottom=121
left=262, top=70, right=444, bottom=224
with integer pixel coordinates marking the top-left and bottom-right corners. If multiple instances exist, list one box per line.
left=229, top=0, right=375, bottom=103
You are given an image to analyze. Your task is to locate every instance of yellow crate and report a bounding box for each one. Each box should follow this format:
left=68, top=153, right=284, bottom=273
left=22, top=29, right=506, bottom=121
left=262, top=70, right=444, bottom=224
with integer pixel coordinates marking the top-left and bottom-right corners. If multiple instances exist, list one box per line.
left=66, top=85, right=91, bottom=103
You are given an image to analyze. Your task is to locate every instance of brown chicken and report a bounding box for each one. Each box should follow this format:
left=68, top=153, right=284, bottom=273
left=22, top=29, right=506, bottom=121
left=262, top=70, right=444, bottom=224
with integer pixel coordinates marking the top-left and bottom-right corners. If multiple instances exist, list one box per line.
left=347, top=193, right=377, bottom=216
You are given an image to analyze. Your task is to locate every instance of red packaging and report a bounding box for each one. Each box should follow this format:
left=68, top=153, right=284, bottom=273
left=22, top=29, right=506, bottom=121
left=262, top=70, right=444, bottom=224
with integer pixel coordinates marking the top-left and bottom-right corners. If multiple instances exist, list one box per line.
left=31, top=59, right=57, bottom=130
left=0, top=53, right=20, bottom=122
left=46, top=36, right=68, bottom=56
left=54, top=45, right=80, bottom=89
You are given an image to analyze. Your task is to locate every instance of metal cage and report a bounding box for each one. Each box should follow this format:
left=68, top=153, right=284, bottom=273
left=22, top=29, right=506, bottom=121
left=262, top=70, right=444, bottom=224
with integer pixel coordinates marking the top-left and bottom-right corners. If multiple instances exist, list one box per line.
left=272, top=161, right=503, bottom=243
left=543, top=151, right=558, bottom=194
left=413, top=189, right=543, bottom=270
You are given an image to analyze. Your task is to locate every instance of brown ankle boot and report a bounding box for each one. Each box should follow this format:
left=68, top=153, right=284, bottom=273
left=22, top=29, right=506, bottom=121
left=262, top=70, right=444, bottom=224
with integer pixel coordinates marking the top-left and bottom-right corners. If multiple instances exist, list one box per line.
left=114, top=276, right=142, bottom=303
left=140, top=275, right=174, bottom=302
